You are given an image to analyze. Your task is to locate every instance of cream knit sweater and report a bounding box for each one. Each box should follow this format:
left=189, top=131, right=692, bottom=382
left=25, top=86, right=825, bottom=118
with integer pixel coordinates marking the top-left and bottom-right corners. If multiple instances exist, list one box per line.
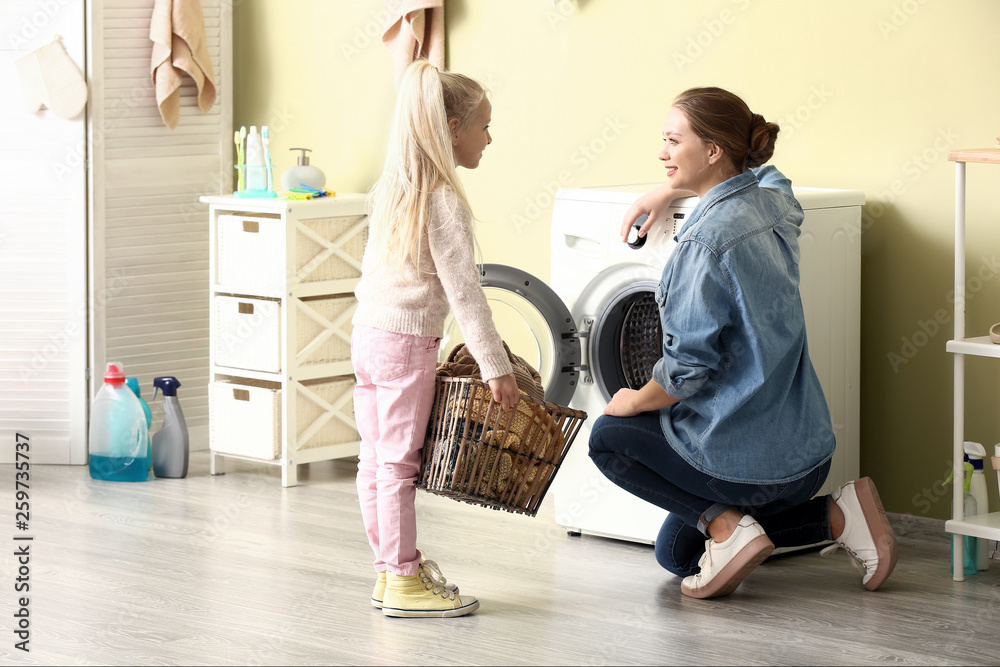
left=353, top=187, right=513, bottom=383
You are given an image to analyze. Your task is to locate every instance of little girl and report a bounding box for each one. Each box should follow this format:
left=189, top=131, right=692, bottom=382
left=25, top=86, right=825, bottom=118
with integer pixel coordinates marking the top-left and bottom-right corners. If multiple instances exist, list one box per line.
left=351, top=60, right=519, bottom=618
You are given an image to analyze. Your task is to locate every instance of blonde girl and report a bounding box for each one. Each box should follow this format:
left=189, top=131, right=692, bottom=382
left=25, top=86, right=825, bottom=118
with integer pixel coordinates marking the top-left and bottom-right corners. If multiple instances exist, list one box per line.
left=351, top=60, right=519, bottom=618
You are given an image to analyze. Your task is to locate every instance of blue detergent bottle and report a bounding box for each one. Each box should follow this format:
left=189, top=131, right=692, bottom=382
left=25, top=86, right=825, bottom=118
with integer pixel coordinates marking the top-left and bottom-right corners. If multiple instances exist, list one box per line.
left=948, top=461, right=978, bottom=576
left=126, top=377, right=153, bottom=471
left=89, top=362, right=149, bottom=482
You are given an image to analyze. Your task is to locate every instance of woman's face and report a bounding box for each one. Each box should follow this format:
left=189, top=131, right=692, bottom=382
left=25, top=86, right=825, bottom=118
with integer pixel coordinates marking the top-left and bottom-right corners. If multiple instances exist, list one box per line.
left=658, top=106, right=724, bottom=197
left=451, top=97, right=492, bottom=170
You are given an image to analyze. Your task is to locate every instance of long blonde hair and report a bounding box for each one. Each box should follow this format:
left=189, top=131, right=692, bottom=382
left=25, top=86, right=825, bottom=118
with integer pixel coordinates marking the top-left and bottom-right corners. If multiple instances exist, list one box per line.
left=367, top=60, right=487, bottom=275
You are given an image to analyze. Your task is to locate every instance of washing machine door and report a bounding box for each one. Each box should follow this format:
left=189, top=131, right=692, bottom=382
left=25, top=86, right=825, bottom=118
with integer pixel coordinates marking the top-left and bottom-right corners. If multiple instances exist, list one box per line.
left=588, top=278, right=663, bottom=404
left=440, top=263, right=581, bottom=406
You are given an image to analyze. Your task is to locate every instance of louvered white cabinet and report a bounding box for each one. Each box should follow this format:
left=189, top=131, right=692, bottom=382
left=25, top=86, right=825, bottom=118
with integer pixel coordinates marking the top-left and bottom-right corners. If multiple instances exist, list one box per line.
left=201, top=195, right=367, bottom=486
left=0, top=0, right=232, bottom=463
left=88, top=0, right=232, bottom=453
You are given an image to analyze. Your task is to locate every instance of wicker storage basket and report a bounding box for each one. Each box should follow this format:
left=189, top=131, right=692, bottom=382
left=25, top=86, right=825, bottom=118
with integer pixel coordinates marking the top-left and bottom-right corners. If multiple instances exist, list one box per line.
left=418, top=377, right=587, bottom=516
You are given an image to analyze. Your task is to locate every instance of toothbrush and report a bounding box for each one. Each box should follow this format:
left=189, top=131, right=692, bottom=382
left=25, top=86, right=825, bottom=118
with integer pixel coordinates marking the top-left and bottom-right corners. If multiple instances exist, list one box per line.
left=262, top=126, right=273, bottom=193
left=234, top=130, right=244, bottom=192
left=238, top=126, right=247, bottom=192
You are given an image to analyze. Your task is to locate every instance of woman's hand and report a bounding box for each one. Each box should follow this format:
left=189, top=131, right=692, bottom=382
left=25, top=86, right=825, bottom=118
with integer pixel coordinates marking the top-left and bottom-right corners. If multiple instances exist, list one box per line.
left=603, top=379, right=679, bottom=417
left=488, top=374, right=520, bottom=411
left=603, top=388, right=643, bottom=417
left=621, top=183, right=697, bottom=243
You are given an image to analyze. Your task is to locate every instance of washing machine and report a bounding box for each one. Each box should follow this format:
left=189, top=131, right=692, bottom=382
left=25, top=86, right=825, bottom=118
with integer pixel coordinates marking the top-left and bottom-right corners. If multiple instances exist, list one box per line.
left=441, top=182, right=864, bottom=545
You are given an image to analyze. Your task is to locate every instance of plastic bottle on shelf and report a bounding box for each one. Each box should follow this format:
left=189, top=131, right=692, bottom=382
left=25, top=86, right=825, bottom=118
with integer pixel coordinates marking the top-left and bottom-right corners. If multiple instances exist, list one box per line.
left=89, top=362, right=149, bottom=482
left=950, top=461, right=978, bottom=576
left=125, top=377, right=153, bottom=471
left=151, top=376, right=189, bottom=479
left=964, top=441, right=990, bottom=570
left=245, top=126, right=266, bottom=191
left=994, top=442, right=1000, bottom=509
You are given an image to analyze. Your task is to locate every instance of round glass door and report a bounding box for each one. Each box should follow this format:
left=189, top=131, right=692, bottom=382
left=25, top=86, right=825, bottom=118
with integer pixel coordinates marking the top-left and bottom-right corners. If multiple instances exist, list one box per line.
left=440, top=264, right=580, bottom=406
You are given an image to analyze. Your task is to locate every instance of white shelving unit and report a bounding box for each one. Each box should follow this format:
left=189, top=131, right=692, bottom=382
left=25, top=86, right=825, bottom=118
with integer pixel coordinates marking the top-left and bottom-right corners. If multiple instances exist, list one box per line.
left=943, top=148, right=1000, bottom=580
left=200, top=194, right=368, bottom=486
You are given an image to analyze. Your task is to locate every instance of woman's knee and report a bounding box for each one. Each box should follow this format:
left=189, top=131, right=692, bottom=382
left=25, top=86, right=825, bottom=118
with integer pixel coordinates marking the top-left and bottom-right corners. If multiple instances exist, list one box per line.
left=588, top=414, right=629, bottom=457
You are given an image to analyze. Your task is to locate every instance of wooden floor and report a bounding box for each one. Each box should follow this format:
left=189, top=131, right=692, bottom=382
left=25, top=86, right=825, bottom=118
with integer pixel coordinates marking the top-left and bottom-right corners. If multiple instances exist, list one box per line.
left=4, top=451, right=999, bottom=666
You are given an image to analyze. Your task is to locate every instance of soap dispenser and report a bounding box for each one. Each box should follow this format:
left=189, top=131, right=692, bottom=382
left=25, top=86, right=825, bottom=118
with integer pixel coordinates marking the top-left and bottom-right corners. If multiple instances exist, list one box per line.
left=281, top=148, right=326, bottom=191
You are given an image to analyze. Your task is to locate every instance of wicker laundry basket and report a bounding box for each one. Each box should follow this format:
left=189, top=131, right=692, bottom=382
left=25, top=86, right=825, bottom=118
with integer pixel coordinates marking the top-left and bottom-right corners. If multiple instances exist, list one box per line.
left=417, top=377, right=587, bottom=516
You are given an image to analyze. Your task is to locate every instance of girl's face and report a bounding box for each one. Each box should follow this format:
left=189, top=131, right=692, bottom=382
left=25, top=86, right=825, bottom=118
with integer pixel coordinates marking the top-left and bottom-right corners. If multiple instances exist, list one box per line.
left=658, top=106, right=726, bottom=197
left=451, top=97, right=492, bottom=169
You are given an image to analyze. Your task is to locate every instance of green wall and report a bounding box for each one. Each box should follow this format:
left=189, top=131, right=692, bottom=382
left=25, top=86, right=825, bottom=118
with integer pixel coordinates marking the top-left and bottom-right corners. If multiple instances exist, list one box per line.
left=233, top=0, right=1000, bottom=520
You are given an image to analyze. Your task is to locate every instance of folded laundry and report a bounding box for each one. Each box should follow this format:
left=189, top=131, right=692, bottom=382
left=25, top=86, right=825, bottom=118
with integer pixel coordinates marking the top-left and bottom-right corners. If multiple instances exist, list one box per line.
left=436, top=342, right=545, bottom=404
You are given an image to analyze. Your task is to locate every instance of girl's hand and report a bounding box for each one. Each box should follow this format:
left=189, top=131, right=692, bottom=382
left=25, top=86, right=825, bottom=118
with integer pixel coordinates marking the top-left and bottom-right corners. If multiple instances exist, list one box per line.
left=620, top=183, right=696, bottom=243
left=488, top=374, right=520, bottom=411
left=603, top=388, right=643, bottom=417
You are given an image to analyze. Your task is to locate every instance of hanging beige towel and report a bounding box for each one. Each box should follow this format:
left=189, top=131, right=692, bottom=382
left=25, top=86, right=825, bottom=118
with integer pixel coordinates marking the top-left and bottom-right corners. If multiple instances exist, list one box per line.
left=382, top=0, right=445, bottom=88
left=15, top=38, right=88, bottom=120
left=150, top=0, right=217, bottom=129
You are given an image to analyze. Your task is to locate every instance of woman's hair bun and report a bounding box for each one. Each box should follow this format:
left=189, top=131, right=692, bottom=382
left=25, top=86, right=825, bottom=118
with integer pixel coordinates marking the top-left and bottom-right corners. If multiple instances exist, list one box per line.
left=746, top=113, right=779, bottom=169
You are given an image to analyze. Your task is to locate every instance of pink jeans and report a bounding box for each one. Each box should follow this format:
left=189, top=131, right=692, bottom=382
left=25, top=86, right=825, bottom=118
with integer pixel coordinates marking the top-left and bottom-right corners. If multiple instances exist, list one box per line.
left=351, top=325, right=440, bottom=576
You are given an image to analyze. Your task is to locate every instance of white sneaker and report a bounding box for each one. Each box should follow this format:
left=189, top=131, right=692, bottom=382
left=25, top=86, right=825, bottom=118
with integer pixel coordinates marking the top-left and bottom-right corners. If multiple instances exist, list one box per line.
left=821, top=477, right=898, bottom=591
left=681, top=515, right=775, bottom=599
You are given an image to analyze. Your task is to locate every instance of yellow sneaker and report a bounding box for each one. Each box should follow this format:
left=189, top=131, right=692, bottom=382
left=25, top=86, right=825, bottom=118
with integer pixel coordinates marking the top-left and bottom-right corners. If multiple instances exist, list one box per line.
left=371, top=571, right=386, bottom=608
left=371, top=553, right=459, bottom=609
left=382, top=562, right=479, bottom=618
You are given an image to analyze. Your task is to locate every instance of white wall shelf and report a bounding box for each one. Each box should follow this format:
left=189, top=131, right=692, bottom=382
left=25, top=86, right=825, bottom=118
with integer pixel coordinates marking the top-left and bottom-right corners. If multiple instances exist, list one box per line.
left=946, top=147, right=1000, bottom=580
left=201, top=194, right=368, bottom=486
left=946, top=337, right=1000, bottom=359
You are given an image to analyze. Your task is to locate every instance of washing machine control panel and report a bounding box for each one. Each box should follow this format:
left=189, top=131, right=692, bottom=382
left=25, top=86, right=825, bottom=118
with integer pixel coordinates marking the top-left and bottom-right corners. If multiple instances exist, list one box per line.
left=626, top=212, right=685, bottom=255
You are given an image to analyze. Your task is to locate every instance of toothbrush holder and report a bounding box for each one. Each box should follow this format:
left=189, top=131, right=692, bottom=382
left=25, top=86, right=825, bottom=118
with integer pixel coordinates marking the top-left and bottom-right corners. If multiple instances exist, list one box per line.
left=234, top=165, right=277, bottom=199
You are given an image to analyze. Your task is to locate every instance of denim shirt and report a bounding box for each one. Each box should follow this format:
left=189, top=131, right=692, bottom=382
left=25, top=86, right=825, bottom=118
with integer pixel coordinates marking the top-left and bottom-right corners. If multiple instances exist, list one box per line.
left=652, top=165, right=835, bottom=484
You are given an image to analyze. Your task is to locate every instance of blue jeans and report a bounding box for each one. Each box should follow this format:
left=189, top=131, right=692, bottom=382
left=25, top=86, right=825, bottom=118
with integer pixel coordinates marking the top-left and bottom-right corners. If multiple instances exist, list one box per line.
left=589, top=412, right=832, bottom=577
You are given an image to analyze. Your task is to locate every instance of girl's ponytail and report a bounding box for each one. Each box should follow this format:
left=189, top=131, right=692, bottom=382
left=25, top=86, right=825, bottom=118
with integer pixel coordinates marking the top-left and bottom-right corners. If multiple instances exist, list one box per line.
left=367, top=61, right=485, bottom=276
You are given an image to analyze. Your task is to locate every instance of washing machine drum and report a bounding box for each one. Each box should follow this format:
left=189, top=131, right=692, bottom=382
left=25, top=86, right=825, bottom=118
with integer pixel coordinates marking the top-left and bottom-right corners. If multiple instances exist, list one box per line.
left=590, top=283, right=663, bottom=403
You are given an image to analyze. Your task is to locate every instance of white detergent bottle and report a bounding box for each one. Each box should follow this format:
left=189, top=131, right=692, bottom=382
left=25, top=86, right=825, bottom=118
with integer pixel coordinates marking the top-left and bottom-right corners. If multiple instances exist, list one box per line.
left=152, top=376, right=189, bottom=479
left=964, top=441, right=989, bottom=570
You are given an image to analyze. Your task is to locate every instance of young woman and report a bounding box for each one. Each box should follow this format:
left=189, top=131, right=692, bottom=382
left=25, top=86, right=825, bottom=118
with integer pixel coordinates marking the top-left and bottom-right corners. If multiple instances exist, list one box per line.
left=590, top=87, right=897, bottom=599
